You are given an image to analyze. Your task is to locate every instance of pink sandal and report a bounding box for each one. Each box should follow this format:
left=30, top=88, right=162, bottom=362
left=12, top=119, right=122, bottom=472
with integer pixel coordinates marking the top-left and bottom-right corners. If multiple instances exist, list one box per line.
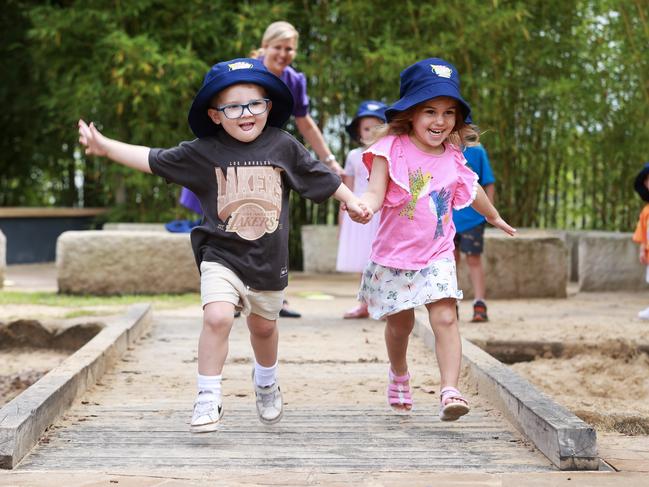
left=439, top=386, right=470, bottom=421
left=387, top=368, right=413, bottom=413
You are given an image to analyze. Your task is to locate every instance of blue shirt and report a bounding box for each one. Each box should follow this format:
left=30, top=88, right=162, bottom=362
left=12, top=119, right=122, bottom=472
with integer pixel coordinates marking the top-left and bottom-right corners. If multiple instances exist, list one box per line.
left=452, top=145, right=496, bottom=233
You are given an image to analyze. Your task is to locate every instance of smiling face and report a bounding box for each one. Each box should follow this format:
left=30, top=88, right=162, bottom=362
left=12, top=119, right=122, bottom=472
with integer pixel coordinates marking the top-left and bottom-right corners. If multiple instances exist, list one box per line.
left=262, top=36, right=297, bottom=76
left=207, top=83, right=271, bottom=143
left=409, top=97, right=459, bottom=155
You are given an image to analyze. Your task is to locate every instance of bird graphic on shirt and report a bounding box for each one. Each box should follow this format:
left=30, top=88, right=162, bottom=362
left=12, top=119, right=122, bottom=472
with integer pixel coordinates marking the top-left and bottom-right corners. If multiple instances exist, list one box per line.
left=429, top=187, right=451, bottom=239
left=399, top=168, right=432, bottom=219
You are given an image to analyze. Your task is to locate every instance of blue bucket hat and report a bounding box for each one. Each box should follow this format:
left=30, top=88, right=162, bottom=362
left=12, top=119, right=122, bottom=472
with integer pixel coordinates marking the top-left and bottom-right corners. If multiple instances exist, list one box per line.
left=385, top=58, right=472, bottom=124
left=188, top=58, right=294, bottom=138
left=634, top=162, right=649, bottom=202
left=345, top=100, right=388, bottom=142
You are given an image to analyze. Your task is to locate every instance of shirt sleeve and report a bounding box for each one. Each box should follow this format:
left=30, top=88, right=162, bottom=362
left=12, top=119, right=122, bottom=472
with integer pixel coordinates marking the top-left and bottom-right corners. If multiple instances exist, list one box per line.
left=281, top=135, right=341, bottom=203
left=291, top=71, right=310, bottom=118
left=453, top=152, right=479, bottom=210
left=343, top=151, right=356, bottom=177
left=148, top=142, right=199, bottom=189
left=477, top=146, right=496, bottom=186
left=633, top=207, right=648, bottom=244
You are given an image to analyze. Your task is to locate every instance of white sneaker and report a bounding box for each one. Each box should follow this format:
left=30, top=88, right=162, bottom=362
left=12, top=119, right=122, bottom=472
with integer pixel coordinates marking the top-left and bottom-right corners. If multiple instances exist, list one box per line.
left=253, top=372, right=283, bottom=425
left=638, top=306, right=649, bottom=320
left=190, top=393, right=223, bottom=433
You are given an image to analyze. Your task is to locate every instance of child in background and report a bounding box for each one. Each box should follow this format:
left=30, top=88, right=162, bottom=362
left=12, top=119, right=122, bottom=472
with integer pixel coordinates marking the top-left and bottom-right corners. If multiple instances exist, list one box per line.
left=78, top=58, right=368, bottom=433
left=351, top=58, right=515, bottom=421
left=336, top=100, right=388, bottom=319
left=633, top=162, right=649, bottom=319
left=453, top=143, right=496, bottom=322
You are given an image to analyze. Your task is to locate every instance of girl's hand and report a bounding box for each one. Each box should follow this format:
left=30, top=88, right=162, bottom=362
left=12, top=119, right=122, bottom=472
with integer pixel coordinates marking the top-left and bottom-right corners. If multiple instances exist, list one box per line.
left=78, top=119, right=108, bottom=157
left=347, top=200, right=373, bottom=224
left=640, top=250, right=648, bottom=265
left=487, top=215, right=516, bottom=236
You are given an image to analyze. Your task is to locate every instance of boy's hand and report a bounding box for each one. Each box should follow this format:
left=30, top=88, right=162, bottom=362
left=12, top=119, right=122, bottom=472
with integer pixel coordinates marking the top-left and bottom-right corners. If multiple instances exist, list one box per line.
left=347, top=200, right=373, bottom=224
left=487, top=215, right=516, bottom=237
left=78, top=119, right=108, bottom=157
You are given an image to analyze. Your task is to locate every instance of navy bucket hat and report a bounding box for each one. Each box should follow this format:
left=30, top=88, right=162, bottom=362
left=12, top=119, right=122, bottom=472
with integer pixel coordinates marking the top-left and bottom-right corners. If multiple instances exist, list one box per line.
left=385, top=58, right=472, bottom=124
left=345, top=100, right=388, bottom=142
left=188, top=58, right=294, bottom=138
left=634, top=162, right=649, bottom=202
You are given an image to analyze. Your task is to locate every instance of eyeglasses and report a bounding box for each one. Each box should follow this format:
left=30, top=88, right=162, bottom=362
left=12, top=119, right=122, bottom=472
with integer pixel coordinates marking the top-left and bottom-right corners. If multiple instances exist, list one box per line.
left=211, top=98, right=271, bottom=119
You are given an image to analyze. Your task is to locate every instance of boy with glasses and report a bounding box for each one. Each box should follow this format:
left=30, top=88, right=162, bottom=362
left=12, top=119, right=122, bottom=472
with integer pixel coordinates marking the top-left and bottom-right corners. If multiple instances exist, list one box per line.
left=78, top=58, right=369, bottom=433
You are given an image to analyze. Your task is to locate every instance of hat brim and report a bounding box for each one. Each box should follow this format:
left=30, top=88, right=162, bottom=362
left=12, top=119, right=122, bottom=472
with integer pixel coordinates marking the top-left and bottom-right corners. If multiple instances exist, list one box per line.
left=635, top=164, right=649, bottom=202
left=385, top=81, right=472, bottom=124
left=188, top=70, right=294, bottom=138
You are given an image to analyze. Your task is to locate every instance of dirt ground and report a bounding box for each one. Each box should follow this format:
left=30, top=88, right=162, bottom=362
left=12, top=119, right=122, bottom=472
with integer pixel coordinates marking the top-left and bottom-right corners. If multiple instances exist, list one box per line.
left=2, top=269, right=649, bottom=437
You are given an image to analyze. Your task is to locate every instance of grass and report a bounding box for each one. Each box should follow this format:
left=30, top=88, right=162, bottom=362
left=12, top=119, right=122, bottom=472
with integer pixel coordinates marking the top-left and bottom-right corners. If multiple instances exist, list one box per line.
left=0, top=290, right=200, bottom=309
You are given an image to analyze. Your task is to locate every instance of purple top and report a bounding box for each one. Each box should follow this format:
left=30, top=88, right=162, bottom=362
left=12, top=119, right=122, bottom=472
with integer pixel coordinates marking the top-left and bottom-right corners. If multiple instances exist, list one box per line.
left=280, top=65, right=309, bottom=117
left=180, top=62, right=311, bottom=215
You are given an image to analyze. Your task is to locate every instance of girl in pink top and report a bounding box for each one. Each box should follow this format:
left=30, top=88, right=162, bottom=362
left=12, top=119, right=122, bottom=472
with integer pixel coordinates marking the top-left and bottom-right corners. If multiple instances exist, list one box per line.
left=351, top=58, right=515, bottom=421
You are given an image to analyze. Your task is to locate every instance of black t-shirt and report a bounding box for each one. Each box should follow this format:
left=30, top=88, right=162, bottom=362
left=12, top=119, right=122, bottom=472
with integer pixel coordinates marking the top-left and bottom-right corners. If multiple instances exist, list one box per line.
left=149, top=127, right=341, bottom=290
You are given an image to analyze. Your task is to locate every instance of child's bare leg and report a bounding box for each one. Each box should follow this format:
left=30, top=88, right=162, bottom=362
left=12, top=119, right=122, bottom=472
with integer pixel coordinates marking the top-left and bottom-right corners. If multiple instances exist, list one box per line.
left=198, top=301, right=236, bottom=375
left=247, top=313, right=279, bottom=367
left=384, top=308, right=415, bottom=375
left=247, top=313, right=283, bottom=424
left=425, top=298, right=462, bottom=389
left=465, top=254, right=486, bottom=301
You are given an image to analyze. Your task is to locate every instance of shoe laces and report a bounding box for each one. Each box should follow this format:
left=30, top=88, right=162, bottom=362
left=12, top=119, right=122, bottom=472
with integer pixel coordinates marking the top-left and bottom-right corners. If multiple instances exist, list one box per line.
left=258, top=385, right=278, bottom=407
left=195, top=396, right=219, bottom=416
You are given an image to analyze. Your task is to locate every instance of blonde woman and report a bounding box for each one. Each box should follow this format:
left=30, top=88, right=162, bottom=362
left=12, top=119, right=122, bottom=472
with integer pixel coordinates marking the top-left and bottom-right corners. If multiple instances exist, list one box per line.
left=251, top=21, right=343, bottom=175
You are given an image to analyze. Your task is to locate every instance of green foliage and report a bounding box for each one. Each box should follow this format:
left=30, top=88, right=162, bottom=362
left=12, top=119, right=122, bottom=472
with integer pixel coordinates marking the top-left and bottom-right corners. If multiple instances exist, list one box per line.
left=2, top=0, right=648, bottom=269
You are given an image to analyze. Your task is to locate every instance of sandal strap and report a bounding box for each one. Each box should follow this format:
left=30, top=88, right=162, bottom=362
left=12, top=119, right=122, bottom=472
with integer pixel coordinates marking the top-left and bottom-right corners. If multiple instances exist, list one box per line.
left=388, top=368, right=410, bottom=383
left=440, top=386, right=468, bottom=405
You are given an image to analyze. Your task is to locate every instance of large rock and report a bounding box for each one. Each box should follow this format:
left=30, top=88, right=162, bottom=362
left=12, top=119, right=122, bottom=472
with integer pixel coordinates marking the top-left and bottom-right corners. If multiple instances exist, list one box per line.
left=301, top=225, right=338, bottom=273
left=57, top=231, right=199, bottom=295
left=578, top=231, right=647, bottom=291
left=302, top=225, right=568, bottom=298
left=457, top=229, right=568, bottom=299
left=0, top=229, right=5, bottom=289
left=102, top=222, right=166, bottom=231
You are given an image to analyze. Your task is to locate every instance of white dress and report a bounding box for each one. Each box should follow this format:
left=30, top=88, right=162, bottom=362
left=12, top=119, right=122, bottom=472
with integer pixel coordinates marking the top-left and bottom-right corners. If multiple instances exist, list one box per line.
left=336, top=147, right=381, bottom=272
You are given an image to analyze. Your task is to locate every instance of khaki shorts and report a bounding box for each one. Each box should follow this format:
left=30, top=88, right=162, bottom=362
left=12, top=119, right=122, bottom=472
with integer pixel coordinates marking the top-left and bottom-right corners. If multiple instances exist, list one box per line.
left=200, top=261, right=284, bottom=321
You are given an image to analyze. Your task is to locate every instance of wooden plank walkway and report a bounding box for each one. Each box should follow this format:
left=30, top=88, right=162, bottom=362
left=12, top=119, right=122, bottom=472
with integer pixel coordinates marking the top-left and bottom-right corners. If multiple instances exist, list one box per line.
left=18, top=305, right=554, bottom=473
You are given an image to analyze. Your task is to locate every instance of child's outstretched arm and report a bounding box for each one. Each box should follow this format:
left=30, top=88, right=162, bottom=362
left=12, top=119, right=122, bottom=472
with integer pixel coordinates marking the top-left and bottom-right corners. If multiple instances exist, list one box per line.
left=333, top=183, right=373, bottom=223
left=78, top=119, right=152, bottom=174
left=471, top=185, right=516, bottom=236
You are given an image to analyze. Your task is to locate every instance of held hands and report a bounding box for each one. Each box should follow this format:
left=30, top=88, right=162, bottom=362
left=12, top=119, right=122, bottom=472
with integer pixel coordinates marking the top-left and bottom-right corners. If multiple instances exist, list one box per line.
left=78, top=119, right=108, bottom=157
left=486, top=215, right=517, bottom=237
left=345, top=199, right=373, bottom=224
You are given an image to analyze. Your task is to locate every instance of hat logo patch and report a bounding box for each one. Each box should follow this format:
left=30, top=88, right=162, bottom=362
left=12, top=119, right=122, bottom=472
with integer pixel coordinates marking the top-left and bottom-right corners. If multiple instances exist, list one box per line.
left=228, top=61, right=254, bottom=71
left=366, top=103, right=381, bottom=111
left=430, top=64, right=452, bottom=78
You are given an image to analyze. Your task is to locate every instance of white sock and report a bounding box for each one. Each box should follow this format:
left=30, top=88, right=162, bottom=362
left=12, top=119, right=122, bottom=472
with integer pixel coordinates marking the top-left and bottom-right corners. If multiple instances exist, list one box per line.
left=254, top=361, right=278, bottom=387
left=197, top=374, right=222, bottom=400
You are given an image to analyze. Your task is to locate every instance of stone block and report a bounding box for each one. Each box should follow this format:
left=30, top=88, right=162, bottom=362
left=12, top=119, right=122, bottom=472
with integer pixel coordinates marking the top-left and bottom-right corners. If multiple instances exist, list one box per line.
left=456, top=229, right=568, bottom=298
left=102, top=222, right=166, bottom=232
left=0, top=229, right=5, bottom=289
left=301, top=225, right=338, bottom=273
left=578, top=231, right=647, bottom=292
left=56, top=231, right=199, bottom=295
left=302, top=225, right=567, bottom=298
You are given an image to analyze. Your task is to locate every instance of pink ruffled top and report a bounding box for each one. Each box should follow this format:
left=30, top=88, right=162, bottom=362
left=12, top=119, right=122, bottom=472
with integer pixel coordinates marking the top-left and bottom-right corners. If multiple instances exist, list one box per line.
left=362, top=134, right=478, bottom=269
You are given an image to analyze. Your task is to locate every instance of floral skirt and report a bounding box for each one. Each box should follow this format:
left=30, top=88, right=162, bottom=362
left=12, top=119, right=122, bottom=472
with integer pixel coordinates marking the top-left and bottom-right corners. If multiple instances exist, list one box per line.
left=358, top=258, right=463, bottom=320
